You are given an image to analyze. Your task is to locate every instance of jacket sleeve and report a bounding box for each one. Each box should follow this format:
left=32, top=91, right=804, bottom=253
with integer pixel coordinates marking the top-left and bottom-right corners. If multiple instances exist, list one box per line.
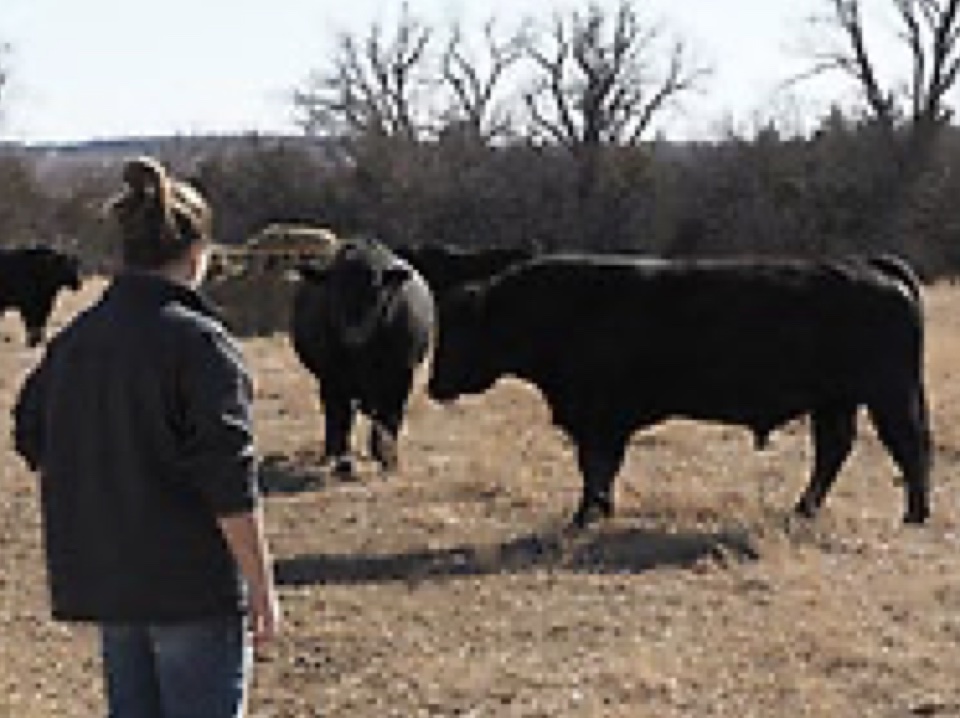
left=12, top=360, right=49, bottom=472
left=176, top=324, right=259, bottom=516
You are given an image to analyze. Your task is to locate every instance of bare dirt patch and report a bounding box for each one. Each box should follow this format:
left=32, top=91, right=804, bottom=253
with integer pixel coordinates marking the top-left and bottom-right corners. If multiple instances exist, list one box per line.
left=2, top=278, right=960, bottom=717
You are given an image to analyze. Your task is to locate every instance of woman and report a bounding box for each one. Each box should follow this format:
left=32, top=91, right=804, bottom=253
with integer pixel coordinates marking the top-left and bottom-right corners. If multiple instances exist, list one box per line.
left=13, top=156, right=280, bottom=718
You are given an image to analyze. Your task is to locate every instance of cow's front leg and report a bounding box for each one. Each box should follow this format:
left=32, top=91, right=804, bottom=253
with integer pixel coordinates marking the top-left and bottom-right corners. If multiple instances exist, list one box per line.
left=321, top=383, right=357, bottom=478
left=571, top=437, right=628, bottom=528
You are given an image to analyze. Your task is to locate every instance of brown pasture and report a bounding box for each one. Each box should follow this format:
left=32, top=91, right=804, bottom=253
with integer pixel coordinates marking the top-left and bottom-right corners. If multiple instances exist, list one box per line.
left=2, top=277, right=960, bottom=717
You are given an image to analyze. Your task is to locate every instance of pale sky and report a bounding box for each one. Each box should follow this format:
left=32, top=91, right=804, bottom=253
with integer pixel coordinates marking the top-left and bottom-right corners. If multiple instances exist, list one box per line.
left=0, top=0, right=904, bottom=144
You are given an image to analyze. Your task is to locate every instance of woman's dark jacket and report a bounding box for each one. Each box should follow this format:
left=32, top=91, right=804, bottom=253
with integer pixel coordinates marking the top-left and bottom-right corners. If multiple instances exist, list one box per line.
left=13, top=273, right=259, bottom=622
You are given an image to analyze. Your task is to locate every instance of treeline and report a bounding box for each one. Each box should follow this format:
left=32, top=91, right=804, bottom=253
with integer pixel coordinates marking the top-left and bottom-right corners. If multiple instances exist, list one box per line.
left=1, top=112, right=959, bottom=278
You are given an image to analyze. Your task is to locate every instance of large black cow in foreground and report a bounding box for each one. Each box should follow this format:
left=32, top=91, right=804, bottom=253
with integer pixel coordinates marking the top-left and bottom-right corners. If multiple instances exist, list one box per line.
left=427, top=253, right=931, bottom=528
left=291, top=238, right=435, bottom=476
left=0, top=246, right=82, bottom=346
left=393, top=243, right=536, bottom=296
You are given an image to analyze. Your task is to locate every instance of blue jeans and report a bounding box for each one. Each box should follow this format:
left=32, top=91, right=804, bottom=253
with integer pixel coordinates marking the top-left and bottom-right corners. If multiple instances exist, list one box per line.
left=100, top=614, right=251, bottom=718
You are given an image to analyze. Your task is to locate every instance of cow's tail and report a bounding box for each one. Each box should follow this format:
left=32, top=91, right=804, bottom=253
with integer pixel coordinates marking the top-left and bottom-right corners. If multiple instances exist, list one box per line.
left=868, top=253, right=923, bottom=306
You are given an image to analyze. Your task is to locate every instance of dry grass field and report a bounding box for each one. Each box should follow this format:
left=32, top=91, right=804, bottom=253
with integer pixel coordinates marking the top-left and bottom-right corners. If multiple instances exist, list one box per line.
left=3, top=277, right=960, bottom=717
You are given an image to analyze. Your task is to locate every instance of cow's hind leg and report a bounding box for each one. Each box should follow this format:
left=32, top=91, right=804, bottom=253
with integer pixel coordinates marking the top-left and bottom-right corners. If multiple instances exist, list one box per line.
left=794, top=406, right=857, bottom=519
left=866, top=387, right=931, bottom=524
left=367, top=367, right=415, bottom=474
left=369, top=416, right=400, bottom=474
left=572, top=437, right=628, bottom=528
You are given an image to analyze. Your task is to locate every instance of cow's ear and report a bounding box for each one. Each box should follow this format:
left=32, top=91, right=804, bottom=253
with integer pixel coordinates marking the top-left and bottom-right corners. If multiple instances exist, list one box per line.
left=382, top=265, right=411, bottom=287
left=296, top=263, right=329, bottom=284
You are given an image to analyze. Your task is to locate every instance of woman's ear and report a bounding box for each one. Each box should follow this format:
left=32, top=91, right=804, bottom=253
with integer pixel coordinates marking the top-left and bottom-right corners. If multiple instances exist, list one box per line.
left=188, top=242, right=213, bottom=287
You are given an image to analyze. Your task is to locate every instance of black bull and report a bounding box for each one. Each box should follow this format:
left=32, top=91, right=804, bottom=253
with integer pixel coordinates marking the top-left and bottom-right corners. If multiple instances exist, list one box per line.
left=291, top=239, right=435, bottom=475
left=427, top=253, right=931, bottom=527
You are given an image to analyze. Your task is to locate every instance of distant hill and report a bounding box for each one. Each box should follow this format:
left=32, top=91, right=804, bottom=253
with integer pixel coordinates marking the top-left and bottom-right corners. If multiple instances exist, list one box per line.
left=0, top=133, right=334, bottom=193
left=2, top=132, right=325, bottom=158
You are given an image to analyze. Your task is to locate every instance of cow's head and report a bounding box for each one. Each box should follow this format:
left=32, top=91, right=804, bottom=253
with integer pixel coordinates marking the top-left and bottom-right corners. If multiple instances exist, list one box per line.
left=427, top=283, right=499, bottom=402
left=298, top=240, right=410, bottom=347
left=20, top=248, right=83, bottom=347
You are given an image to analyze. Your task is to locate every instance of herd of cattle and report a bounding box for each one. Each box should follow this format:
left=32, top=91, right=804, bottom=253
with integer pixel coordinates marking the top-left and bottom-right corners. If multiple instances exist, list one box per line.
left=0, top=235, right=932, bottom=528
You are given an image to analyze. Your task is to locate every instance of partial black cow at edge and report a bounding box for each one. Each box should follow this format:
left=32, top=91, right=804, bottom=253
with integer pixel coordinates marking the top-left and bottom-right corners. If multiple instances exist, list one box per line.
left=427, top=252, right=931, bottom=528
left=291, top=237, right=435, bottom=477
left=0, top=246, right=83, bottom=347
left=393, top=242, right=536, bottom=297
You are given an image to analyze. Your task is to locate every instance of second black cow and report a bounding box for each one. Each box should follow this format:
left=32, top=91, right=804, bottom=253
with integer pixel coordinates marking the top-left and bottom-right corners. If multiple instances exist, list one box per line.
left=291, top=238, right=435, bottom=476
left=427, top=253, right=931, bottom=527
left=0, top=246, right=82, bottom=346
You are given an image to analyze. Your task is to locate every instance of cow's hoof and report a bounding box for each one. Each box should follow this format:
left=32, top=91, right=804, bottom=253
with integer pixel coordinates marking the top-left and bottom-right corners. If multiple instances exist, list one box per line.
left=372, top=445, right=399, bottom=475
left=370, top=427, right=398, bottom=474
left=377, top=461, right=398, bottom=477
left=570, top=504, right=609, bottom=530
left=792, top=499, right=817, bottom=520
left=375, top=448, right=399, bottom=476
left=330, top=455, right=355, bottom=479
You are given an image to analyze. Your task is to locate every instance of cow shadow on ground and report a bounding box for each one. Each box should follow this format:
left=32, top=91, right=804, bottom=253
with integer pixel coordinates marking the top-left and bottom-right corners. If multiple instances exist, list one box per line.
left=275, top=522, right=759, bottom=587
left=259, top=451, right=384, bottom=495
left=259, top=452, right=330, bottom=494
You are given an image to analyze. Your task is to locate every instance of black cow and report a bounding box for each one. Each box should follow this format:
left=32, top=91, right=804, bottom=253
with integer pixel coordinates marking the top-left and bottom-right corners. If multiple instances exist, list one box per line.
left=291, top=238, right=435, bottom=476
left=427, top=253, right=931, bottom=528
left=393, top=243, right=535, bottom=296
left=0, top=246, right=82, bottom=347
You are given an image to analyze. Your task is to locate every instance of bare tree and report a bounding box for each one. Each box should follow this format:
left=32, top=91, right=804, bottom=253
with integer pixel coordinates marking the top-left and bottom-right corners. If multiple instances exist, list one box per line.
left=292, top=3, right=434, bottom=142
left=794, top=0, right=960, bottom=267
left=520, top=0, right=709, bottom=220
left=437, top=18, right=529, bottom=145
left=522, top=1, right=710, bottom=151
left=800, top=0, right=960, bottom=144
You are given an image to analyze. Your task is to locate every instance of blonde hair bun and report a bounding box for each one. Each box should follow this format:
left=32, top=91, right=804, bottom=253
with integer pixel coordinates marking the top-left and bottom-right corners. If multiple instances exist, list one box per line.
left=108, top=155, right=212, bottom=269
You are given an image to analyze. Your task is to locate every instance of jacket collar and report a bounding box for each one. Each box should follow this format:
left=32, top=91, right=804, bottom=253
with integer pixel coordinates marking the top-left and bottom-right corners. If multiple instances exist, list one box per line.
left=107, top=272, right=222, bottom=322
